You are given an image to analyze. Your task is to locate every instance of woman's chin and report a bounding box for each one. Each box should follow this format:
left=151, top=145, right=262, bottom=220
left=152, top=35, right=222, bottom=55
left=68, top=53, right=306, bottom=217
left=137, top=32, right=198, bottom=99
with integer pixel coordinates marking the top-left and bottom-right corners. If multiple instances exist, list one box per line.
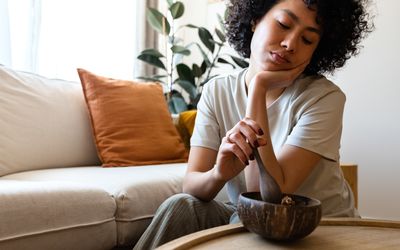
left=259, top=63, right=288, bottom=72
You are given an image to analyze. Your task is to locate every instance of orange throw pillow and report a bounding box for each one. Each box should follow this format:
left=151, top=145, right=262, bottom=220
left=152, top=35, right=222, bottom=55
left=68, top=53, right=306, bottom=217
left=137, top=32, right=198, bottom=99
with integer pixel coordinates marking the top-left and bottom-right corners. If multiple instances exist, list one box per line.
left=77, top=68, right=187, bottom=167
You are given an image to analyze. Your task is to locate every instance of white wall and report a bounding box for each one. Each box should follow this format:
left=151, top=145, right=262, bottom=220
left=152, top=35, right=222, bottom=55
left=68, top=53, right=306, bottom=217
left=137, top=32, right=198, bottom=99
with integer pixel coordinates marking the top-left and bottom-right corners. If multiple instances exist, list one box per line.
left=329, top=0, right=400, bottom=220
left=198, top=0, right=400, bottom=220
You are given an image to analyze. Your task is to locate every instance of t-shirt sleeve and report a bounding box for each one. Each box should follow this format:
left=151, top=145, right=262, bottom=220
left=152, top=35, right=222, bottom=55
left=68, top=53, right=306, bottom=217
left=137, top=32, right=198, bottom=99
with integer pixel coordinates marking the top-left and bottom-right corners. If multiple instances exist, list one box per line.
left=285, top=90, right=346, bottom=162
left=190, top=82, right=221, bottom=151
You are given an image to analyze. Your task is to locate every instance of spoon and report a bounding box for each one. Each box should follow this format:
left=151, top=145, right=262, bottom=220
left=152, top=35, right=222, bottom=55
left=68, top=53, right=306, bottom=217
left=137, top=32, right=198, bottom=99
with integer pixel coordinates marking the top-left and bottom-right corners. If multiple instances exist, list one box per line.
left=253, top=148, right=282, bottom=204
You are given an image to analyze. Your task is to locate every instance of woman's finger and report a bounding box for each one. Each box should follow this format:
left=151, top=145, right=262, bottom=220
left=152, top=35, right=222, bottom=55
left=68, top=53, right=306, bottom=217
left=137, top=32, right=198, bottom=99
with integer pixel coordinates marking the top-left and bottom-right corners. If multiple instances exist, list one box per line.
left=229, top=131, right=253, bottom=162
left=229, top=142, right=249, bottom=166
left=221, top=136, right=249, bottom=166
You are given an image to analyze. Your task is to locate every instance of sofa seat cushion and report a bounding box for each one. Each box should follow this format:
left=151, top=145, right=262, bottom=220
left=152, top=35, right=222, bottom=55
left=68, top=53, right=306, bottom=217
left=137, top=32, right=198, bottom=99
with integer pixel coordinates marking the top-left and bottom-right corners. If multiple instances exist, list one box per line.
left=0, top=180, right=116, bottom=249
left=2, top=163, right=187, bottom=246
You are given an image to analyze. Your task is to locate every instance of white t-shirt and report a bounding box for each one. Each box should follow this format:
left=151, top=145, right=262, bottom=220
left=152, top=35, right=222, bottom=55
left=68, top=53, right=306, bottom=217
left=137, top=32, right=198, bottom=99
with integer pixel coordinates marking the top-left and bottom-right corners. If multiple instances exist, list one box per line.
left=191, top=68, right=358, bottom=217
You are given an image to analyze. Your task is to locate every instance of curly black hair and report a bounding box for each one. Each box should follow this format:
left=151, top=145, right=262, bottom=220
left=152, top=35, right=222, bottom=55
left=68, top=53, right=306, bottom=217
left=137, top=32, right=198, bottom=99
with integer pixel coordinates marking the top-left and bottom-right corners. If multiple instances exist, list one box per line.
left=225, top=0, right=374, bottom=75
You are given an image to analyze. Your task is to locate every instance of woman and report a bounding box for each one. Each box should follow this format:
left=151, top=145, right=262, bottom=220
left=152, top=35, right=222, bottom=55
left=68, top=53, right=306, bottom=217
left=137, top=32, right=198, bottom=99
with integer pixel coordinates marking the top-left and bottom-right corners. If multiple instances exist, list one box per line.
left=133, top=0, right=373, bottom=249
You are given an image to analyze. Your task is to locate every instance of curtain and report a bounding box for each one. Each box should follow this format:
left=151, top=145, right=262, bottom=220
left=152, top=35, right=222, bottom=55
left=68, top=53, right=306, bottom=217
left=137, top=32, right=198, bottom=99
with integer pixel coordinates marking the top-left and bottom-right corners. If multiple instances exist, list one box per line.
left=0, top=0, right=159, bottom=81
left=0, top=0, right=41, bottom=71
left=133, top=0, right=159, bottom=78
left=0, top=0, right=11, bottom=66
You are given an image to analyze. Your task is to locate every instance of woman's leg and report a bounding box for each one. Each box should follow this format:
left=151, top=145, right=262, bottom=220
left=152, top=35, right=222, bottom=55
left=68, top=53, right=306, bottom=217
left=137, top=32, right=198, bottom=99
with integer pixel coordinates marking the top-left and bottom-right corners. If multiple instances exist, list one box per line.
left=133, top=193, right=236, bottom=250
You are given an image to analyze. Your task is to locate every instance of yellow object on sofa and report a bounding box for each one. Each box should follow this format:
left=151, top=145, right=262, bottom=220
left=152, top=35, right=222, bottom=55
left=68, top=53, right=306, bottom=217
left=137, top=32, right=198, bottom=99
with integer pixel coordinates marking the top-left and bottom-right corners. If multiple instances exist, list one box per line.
left=177, top=110, right=197, bottom=150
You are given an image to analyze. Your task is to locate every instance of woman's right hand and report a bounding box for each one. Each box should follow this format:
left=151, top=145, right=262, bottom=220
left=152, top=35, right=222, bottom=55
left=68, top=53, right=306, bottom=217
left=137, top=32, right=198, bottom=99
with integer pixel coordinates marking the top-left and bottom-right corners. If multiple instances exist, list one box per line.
left=249, top=59, right=310, bottom=92
left=213, top=117, right=267, bottom=182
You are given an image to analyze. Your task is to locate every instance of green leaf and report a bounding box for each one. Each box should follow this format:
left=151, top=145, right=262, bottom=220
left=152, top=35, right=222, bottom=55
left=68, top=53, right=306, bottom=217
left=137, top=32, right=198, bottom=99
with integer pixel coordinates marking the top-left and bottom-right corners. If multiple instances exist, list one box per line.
left=177, top=80, right=198, bottom=100
left=170, top=2, right=184, bottom=19
left=166, top=0, right=174, bottom=7
left=147, top=8, right=170, bottom=35
left=230, top=56, right=249, bottom=68
left=169, top=36, right=183, bottom=45
left=140, top=49, right=164, bottom=58
left=196, top=43, right=211, bottom=66
left=210, top=39, right=224, bottom=47
left=153, top=74, right=168, bottom=79
left=168, top=101, right=177, bottom=114
left=168, top=91, right=188, bottom=114
left=201, top=61, right=207, bottom=74
left=192, top=64, right=203, bottom=77
left=137, top=54, right=166, bottom=70
left=215, top=28, right=226, bottom=43
left=217, top=57, right=235, bottom=68
left=171, top=45, right=191, bottom=56
left=217, top=13, right=226, bottom=33
left=198, top=27, right=215, bottom=53
left=176, top=63, right=195, bottom=85
left=185, top=24, right=198, bottom=29
left=190, top=93, right=202, bottom=109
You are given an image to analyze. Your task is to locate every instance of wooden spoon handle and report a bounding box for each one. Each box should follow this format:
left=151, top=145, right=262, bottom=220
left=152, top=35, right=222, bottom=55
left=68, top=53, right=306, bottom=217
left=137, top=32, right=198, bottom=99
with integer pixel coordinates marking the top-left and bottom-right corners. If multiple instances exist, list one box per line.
left=253, top=149, right=282, bottom=204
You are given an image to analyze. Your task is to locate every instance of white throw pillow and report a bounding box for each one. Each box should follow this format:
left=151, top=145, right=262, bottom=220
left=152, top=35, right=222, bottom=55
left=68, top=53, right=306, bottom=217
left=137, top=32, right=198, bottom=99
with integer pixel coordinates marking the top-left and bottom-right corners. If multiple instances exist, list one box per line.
left=0, top=66, right=100, bottom=176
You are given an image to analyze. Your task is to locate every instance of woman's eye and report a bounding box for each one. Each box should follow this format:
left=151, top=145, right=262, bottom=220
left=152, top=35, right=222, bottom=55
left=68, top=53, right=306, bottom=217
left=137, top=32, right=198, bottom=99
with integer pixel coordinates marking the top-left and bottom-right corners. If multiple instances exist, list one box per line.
left=302, top=37, right=313, bottom=45
left=277, top=21, right=290, bottom=29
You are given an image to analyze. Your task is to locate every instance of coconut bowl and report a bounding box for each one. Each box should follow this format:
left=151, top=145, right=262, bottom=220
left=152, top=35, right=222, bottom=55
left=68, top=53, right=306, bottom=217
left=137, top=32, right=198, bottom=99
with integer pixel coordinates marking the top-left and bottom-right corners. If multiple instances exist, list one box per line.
left=237, top=192, right=322, bottom=241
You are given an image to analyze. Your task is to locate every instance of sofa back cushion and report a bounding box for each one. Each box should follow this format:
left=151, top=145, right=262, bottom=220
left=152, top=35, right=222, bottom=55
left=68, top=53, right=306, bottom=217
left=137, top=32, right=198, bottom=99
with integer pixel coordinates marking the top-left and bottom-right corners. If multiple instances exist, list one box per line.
left=0, top=66, right=100, bottom=177
left=77, top=68, right=188, bottom=167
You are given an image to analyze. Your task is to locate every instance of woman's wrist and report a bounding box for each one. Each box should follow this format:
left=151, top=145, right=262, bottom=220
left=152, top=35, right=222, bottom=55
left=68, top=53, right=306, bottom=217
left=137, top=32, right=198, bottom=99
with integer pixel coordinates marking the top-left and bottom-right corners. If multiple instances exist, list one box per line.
left=249, top=72, right=270, bottom=93
left=210, top=165, right=228, bottom=185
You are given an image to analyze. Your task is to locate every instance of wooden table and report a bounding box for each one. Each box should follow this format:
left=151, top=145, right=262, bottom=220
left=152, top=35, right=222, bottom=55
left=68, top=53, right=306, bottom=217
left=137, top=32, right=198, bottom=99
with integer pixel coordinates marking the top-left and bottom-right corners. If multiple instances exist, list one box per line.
left=157, top=218, right=400, bottom=250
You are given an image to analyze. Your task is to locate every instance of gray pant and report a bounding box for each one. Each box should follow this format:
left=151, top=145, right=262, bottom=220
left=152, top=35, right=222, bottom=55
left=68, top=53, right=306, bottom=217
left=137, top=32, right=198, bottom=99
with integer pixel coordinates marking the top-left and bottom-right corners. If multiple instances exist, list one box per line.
left=133, top=193, right=237, bottom=250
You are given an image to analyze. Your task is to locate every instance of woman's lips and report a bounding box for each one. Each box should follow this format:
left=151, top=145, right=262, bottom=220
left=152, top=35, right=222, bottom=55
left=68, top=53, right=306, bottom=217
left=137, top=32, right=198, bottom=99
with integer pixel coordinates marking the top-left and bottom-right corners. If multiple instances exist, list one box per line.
left=270, top=52, right=290, bottom=64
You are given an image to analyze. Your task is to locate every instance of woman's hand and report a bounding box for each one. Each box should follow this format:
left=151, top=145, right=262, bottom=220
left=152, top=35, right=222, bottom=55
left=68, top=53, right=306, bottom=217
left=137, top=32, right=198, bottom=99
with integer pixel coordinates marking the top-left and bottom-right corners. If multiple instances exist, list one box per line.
left=250, top=60, right=310, bottom=91
left=214, top=117, right=267, bottom=182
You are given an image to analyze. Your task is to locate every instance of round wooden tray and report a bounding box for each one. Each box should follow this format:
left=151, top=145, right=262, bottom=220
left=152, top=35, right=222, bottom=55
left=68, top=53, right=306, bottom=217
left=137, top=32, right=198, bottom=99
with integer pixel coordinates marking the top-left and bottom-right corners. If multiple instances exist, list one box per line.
left=157, top=218, right=400, bottom=250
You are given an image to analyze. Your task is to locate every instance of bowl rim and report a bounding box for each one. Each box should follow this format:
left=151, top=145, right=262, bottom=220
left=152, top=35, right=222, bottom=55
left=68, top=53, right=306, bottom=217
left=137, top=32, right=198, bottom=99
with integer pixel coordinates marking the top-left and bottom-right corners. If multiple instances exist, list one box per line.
left=239, top=191, right=321, bottom=208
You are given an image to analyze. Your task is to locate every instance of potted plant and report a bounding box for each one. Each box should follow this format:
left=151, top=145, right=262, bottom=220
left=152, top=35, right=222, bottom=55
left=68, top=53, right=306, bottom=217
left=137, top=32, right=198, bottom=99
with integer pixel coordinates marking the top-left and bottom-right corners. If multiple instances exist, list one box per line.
left=136, top=0, right=248, bottom=114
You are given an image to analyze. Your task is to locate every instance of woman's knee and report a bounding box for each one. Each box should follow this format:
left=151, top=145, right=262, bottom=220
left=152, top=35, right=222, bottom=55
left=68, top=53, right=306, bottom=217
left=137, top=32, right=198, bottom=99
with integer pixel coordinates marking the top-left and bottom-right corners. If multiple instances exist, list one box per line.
left=160, top=193, right=200, bottom=210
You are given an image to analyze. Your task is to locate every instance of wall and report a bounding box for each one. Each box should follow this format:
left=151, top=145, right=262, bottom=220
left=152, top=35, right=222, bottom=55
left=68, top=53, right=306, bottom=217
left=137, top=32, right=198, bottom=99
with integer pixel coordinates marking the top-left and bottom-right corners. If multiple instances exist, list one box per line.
left=329, top=0, right=400, bottom=220
left=194, top=0, right=399, bottom=220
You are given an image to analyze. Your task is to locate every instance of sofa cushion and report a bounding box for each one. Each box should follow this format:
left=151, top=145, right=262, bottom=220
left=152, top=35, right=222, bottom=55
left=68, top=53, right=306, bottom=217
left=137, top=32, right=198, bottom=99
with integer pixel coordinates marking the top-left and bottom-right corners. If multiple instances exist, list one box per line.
left=2, top=163, right=187, bottom=246
left=0, top=66, right=100, bottom=177
left=77, top=68, right=188, bottom=167
left=0, top=180, right=116, bottom=249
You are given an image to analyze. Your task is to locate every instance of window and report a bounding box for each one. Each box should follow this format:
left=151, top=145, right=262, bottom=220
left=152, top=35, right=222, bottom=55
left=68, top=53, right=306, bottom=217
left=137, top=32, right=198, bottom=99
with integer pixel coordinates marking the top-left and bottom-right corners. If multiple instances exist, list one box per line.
left=2, top=0, right=138, bottom=81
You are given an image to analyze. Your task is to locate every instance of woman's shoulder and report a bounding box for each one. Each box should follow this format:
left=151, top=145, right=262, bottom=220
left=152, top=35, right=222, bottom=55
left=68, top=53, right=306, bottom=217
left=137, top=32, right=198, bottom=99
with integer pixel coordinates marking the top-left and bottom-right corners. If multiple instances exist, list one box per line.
left=290, top=75, right=346, bottom=102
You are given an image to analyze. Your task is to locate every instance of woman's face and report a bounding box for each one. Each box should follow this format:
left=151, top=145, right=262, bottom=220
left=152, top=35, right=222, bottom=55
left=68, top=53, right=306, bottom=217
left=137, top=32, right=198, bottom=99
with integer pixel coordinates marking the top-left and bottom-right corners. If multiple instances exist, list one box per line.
left=250, top=0, right=321, bottom=72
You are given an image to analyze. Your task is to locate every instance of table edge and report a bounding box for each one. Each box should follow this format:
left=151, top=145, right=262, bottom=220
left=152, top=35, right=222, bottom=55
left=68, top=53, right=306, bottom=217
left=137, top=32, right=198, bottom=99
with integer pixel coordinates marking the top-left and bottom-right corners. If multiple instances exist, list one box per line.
left=157, top=218, right=400, bottom=250
left=156, top=223, right=246, bottom=250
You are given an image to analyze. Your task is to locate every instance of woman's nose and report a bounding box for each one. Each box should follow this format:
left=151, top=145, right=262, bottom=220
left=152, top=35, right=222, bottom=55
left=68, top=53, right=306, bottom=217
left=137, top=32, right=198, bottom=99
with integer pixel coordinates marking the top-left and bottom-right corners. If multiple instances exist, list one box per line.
left=280, top=34, right=298, bottom=53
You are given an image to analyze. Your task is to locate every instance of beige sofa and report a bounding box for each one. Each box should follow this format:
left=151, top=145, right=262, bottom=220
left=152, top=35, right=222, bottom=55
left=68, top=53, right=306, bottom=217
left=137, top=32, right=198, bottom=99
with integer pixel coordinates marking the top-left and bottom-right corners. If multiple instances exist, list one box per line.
left=0, top=66, right=224, bottom=250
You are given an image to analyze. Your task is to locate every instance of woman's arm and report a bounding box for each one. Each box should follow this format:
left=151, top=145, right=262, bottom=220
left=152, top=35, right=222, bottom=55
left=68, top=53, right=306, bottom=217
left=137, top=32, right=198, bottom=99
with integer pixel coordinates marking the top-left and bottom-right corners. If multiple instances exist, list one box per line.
left=183, top=147, right=224, bottom=201
left=246, top=72, right=321, bottom=194
left=184, top=119, right=266, bottom=201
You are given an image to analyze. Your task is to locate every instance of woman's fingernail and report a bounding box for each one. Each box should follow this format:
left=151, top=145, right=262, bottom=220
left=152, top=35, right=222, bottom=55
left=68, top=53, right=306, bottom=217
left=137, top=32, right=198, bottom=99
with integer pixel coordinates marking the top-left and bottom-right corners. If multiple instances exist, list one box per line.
left=249, top=154, right=255, bottom=161
left=258, top=129, right=264, bottom=135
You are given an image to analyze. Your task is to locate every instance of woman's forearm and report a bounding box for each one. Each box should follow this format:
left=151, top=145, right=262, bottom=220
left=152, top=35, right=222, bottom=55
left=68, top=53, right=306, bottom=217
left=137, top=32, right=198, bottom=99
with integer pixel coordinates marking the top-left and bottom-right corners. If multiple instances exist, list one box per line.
left=245, top=83, right=286, bottom=189
left=183, top=169, right=226, bottom=201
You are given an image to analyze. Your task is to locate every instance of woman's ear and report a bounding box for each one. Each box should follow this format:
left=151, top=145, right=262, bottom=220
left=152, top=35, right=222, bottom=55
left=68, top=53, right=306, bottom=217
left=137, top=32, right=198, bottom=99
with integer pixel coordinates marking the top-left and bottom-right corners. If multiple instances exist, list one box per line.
left=251, top=20, right=256, bottom=32
left=251, top=18, right=261, bottom=32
